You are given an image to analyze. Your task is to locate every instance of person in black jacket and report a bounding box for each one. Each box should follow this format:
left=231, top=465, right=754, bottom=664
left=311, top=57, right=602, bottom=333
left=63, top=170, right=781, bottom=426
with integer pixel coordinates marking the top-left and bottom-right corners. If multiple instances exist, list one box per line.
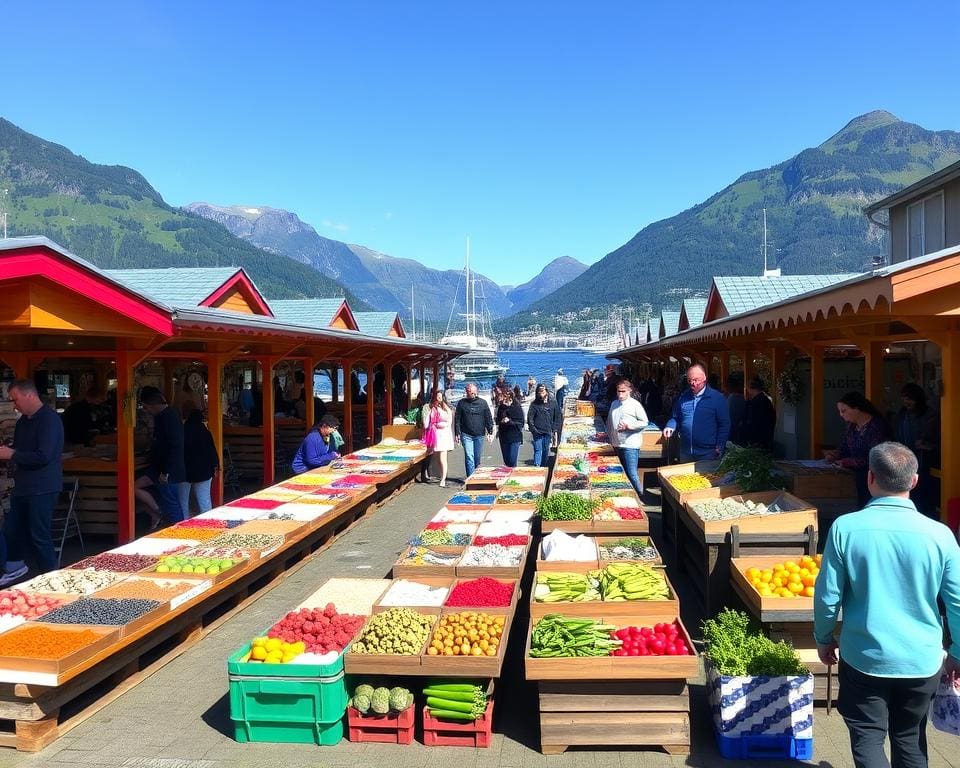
left=527, top=384, right=559, bottom=467
left=139, top=386, right=187, bottom=525
left=178, top=408, right=220, bottom=517
left=495, top=390, right=524, bottom=467
left=742, top=377, right=776, bottom=452
left=454, top=383, right=494, bottom=478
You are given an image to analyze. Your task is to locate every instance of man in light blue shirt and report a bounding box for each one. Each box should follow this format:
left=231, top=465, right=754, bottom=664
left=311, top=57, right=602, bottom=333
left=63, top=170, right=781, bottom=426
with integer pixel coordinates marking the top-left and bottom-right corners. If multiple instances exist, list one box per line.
left=815, top=441, right=960, bottom=768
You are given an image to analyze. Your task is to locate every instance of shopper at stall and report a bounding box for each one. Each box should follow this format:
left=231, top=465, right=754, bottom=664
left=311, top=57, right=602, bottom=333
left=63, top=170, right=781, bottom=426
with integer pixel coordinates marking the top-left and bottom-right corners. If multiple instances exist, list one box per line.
left=139, top=386, right=187, bottom=524
left=742, top=377, right=776, bottom=451
left=553, top=368, right=569, bottom=410
left=496, top=389, right=524, bottom=468
left=578, top=368, right=592, bottom=400
left=492, top=374, right=511, bottom=407
left=814, top=441, right=960, bottom=768
left=423, top=389, right=454, bottom=486
left=825, top=391, right=889, bottom=507
left=454, top=383, right=494, bottom=478
left=607, top=379, right=649, bottom=496
left=291, top=414, right=341, bottom=473
left=179, top=408, right=219, bottom=516
left=894, top=382, right=940, bottom=518
left=0, top=379, right=64, bottom=584
left=662, top=364, right=731, bottom=462
left=62, top=385, right=106, bottom=446
left=527, top=384, right=559, bottom=467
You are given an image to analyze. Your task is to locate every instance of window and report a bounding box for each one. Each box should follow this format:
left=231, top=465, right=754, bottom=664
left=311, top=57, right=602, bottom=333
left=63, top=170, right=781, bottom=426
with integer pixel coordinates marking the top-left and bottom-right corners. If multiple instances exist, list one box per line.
left=907, top=192, right=945, bottom=260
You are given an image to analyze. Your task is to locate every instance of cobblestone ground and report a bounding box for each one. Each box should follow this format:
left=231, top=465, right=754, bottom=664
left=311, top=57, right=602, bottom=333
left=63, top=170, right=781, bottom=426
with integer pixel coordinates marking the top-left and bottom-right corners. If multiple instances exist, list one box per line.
left=4, top=441, right=959, bottom=768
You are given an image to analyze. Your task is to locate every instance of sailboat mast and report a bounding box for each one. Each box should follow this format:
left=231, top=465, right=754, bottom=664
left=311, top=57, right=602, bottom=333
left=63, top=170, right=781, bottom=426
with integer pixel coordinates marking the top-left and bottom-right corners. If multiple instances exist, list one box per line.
left=465, top=237, right=472, bottom=337
left=411, top=284, right=416, bottom=340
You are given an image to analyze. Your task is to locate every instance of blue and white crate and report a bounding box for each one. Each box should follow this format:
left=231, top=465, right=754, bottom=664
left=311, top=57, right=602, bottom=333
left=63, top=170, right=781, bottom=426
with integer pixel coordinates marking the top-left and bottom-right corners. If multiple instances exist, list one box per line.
left=706, top=660, right=814, bottom=760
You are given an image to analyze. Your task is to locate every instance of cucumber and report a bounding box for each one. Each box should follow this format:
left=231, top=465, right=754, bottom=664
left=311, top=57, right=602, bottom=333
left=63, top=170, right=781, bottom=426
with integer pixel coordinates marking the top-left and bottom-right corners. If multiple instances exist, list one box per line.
left=427, top=708, right=476, bottom=721
left=421, top=688, right=477, bottom=702
left=426, top=696, right=475, bottom=714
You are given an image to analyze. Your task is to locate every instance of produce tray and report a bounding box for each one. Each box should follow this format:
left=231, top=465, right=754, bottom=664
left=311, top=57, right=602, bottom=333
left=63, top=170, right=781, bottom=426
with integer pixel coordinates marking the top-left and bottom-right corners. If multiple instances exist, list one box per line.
left=529, top=567, right=680, bottom=619
left=230, top=519, right=309, bottom=541
left=444, top=493, right=498, bottom=510
left=419, top=610, right=513, bottom=678
left=392, top=546, right=464, bottom=579
left=454, top=542, right=530, bottom=579
left=443, top=578, right=519, bottom=613
left=595, top=536, right=662, bottom=566
left=524, top=613, right=698, bottom=681
left=139, top=554, right=256, bottom=585
left=658, top=460, right=741, bottom=506
left=0, top=624, right=120, bottom=677
left=540, top=519, right=594, bottom=534
left=536, top=537, right=599, bottom=572
left=373, top=577, right=453, bottom=613
left=730, top=555, right=815, bottom=621
left=343, top=613, right=437, bottom=674
left=91, top=576, right=214, bottom=612
left=683, top=491, right=818, bottom=536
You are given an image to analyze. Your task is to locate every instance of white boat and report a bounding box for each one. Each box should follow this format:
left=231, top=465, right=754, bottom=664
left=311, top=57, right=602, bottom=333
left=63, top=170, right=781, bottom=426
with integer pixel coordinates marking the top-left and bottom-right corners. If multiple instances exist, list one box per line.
left=440, top=239, right=509, bottom=382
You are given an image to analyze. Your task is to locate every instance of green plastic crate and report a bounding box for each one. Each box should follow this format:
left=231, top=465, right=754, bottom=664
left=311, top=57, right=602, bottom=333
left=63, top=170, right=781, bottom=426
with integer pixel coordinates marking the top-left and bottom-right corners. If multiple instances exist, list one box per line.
left=228, top=643, right=348, bottom=745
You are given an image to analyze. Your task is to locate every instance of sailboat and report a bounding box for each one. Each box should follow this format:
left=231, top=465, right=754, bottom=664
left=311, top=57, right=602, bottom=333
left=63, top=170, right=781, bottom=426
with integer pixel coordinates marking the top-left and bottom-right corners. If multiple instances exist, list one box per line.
left=439, top=239, right=509, bottom=382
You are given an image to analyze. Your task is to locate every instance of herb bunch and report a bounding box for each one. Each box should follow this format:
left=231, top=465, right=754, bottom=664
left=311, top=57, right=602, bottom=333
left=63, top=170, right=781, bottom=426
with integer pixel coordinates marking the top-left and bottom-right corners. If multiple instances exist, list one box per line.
left=702, top=608, right=807, bottom=676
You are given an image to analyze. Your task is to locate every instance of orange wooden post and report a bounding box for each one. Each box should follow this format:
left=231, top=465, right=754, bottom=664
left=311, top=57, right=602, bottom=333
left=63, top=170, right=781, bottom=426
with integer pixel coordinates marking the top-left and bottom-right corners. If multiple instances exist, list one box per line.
left=261, top=358, right=276, bottom=486
left=809, top=348, right=824, bottom=458
left=740, top=350, right=755, bottom=398
left=115, top=350, right=136, bottom=543
left=718, top=352, right=729, bottom=392
left=864, top=341, right=886, bottom=412
left=366, top=363, right=375, bottom=446
left=939, top=333, right=960, bottom=521
left=304, top=358, right=316, bottom=429
left=342, top=359, right=354, bottom=452
left=207, top=355, right=224, bottom=507
left=385, top=362, right=394, bottom=425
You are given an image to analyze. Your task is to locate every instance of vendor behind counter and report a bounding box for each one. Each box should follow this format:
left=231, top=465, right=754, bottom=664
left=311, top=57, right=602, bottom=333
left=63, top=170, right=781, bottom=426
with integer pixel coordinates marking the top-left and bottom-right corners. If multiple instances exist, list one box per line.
left=62, top=387, right=108, bottom=446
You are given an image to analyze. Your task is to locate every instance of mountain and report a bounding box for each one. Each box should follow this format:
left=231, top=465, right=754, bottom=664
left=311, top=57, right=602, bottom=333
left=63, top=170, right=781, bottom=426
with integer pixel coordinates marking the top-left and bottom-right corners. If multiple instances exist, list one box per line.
left=0, top=118, right=361, bottom=303
left=505, top=256, right=588, bottom=311
left=508, top=111, right=960, bottom=328
left=184, top=203, right=402, bottom=311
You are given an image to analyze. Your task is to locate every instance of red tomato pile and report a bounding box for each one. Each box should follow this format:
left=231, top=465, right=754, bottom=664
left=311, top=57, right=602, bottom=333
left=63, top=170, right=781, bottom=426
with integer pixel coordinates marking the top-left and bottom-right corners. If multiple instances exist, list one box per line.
left=610, top=622, right=692, bottom=656
left=267, top=603, right=365, bottom=654
left=0, top=590, right=66, bottom=620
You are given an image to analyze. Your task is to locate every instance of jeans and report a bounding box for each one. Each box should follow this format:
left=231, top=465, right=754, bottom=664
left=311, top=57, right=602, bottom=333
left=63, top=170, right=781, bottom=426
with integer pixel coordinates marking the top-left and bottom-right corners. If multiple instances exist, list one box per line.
left=499, top=439, right=520, bottom=468
left=838, top=659, right=939, bottom=768
left=5, top=493, right=58, bottom=573
left=461, top=433, right=485, bottom=477
left=155, top=481, right=186, bottom=523
left=532, top=434, right=552, bottom=467
left=557, top=386, right=567, bottom=410
left=177, top=479, right=213, bottom=518
left=617, top=447, right=644, bottom=496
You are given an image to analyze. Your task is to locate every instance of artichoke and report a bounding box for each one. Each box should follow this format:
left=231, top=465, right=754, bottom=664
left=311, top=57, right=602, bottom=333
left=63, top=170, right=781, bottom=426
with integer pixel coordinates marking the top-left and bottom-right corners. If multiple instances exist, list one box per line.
left=389, top=687, right=411, bottom=712
left=370, top=687, right=390, bottom=715
left=355, top=684, right=374, bottom=699
left=352, top=693, right=371, bottom=714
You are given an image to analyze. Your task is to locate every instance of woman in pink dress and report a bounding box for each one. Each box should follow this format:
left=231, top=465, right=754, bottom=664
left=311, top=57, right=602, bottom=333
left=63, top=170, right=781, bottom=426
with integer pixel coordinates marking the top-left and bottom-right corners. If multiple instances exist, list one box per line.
left=425, top=389, right=455, bottom=487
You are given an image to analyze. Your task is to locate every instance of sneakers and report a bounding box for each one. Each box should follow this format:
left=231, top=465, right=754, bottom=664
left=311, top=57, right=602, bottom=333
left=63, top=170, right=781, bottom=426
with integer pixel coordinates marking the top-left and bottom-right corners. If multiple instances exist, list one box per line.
left=439, top=481, right=447, bottom=488
left=0, top=565, right=29, bottom=587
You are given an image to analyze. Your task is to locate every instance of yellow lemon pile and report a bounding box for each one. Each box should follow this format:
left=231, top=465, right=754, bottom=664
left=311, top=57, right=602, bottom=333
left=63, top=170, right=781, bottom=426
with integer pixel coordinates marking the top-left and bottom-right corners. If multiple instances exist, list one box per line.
left=746, top=555, right=822, bottom=599
left=249, top=636, right=306, bottom=663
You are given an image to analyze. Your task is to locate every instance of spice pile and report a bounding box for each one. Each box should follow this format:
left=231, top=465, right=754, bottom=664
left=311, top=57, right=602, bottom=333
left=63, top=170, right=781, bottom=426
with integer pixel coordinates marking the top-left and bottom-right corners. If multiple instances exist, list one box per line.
left=397, top=546, right=462, bottom=567
left=23, top=569, right=124, bottom=595
left=206, top=533, right=284, bottom=551
left=379, top=580, right=449, bottom=607
left=445, top=577, right=514, bottom=607
left=0, top=625, right=105, bottom=659
left=72, top=553, right=157, bottom=573
left=40, top=597, right=162, bottom=626
left=598, top=537, right=658, bottom=561
left=458, top=545, right=524, bottom=567
left=472, top=534, right=528, bottom=547
left=96, top=578, right=198, bottom=603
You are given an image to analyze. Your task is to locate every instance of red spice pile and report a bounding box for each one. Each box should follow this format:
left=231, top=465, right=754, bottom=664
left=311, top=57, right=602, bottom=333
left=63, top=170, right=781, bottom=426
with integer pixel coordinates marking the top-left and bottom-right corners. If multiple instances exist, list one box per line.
left=445, top=577, right=514, bottom=607
left=472, top=534, right=528, bottom=547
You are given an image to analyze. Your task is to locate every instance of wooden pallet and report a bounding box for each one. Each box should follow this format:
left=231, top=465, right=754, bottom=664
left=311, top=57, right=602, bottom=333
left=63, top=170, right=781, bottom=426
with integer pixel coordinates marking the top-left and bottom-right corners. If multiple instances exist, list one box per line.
left=538, top=680, right=690, bottom=755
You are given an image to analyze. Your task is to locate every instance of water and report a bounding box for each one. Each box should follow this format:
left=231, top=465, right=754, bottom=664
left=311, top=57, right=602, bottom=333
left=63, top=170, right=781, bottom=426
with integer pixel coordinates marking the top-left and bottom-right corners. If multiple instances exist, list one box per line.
left=471, top=350, right=613, bottom=393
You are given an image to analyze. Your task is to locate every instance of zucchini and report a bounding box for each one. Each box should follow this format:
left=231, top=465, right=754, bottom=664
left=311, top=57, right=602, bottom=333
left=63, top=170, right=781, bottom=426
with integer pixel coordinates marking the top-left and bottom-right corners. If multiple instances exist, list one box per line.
left=427, top=708, right=476, bottom=721
left=421, top=688, right=476, bottom=703
left=424, top=682, right=479, bottom=692
left=426, top=696, right=474, bottom=714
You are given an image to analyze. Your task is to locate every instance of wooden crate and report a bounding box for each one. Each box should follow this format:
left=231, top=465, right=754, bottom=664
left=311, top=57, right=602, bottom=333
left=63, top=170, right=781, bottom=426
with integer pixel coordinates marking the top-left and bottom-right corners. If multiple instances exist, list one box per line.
left=343, top=614, right=437, bottom=674
left=657, top=481, right=742, bottom=567
left=391, top=546, right=464, bottom=579
left=683, top=491, right=818, bottom=536
left=374, top=577, right=453, bottom=612
left=730, top=555, right=815, bottom=622
left=419, top=609, right=513, bottom=678
left=538, top=679, right=690, bottom=755
left=775, top=460, right=857, bottom=500
left=530, top=567, right=680, bottom=620
left=657, top=460, right=726, bottom=506
left=524, top=613, right=698, bottom=681
left=595, top=535, right=662, bottom=566
left=536, top=537, right=599, bottom=572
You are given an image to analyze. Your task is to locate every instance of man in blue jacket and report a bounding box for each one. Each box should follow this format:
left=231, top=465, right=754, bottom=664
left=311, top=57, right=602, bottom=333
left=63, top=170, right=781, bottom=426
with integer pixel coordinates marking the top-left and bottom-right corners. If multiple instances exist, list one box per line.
left=292, top=415, right=341, bottom=474
left=814, top=442, right=960, bottom=767
left=662, top=364, right=730, bottom=461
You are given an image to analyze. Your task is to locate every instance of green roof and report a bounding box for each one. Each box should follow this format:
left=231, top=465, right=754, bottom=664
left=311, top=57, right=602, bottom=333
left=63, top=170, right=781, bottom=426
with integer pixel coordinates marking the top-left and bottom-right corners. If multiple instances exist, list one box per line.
left=105, top=267, right=240, bottom=309
left=713, top=274, right=860, bottom=316
left=270, top=299, right=347, bottom=329
left=659, top=310, right=681, bottom=338
left=354, top=311, right=401, bottom=337
left=680, top=298, right=707, bottom=328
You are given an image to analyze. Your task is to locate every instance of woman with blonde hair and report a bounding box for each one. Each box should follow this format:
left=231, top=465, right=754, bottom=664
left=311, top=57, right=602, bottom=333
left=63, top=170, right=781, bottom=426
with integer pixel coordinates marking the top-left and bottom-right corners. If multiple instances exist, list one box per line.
left=424, top=389, right=455, bottom=487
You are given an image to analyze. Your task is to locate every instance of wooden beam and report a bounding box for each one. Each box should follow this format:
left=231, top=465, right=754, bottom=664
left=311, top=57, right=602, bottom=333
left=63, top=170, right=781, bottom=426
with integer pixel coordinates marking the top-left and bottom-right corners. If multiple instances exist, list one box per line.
left=342, top=359, right=354, bottom=452
left=864, top=341, right=886, bottom=409
left=115, top=350, right=135, bottom=544
left=304, top=357, right=316, bottom=428
left=809, top=349, right=824, bottom=458
left=207, top=355, right=224, bottom=507
left=261, top=358, right=276, bottom=486
left=385, top=363, right=394, bottom=425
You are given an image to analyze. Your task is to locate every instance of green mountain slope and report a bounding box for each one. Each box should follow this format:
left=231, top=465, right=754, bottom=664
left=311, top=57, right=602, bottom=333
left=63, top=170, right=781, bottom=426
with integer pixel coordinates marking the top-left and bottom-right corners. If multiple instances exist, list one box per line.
left=510, top=111, right=960, bottom=327
left=0, top=118, right=363, bottom=303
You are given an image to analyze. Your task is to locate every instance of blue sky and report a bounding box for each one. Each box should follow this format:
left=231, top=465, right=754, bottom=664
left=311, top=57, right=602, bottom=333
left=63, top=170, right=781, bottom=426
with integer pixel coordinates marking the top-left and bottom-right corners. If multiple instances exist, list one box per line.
left=3, top=1, right=960, bottom=283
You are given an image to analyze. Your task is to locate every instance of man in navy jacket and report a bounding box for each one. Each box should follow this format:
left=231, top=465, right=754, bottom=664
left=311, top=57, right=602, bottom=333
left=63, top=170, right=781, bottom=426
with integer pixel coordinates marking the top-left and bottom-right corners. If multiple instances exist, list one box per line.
left=662, top=364, right=730, bottom=462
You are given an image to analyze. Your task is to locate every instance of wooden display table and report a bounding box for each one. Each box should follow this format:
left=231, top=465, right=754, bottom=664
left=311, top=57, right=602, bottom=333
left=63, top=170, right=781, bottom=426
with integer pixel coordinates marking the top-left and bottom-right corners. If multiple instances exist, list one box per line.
left=676, top=492, right=818, bottom=614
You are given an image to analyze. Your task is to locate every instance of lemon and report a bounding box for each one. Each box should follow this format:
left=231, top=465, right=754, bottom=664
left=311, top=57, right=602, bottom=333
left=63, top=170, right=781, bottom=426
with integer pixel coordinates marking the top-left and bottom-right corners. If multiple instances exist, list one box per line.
left=251, top=646, right=267, bottom=661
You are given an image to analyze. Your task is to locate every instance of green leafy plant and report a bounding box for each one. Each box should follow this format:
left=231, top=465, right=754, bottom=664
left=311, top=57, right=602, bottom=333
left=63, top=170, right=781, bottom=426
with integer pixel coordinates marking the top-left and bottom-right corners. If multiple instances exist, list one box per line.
left=777, top=363, right=804, bottom=406
left=702, top=608, right=807, bottom=676
left=718, top=443, right=777, bottom=492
